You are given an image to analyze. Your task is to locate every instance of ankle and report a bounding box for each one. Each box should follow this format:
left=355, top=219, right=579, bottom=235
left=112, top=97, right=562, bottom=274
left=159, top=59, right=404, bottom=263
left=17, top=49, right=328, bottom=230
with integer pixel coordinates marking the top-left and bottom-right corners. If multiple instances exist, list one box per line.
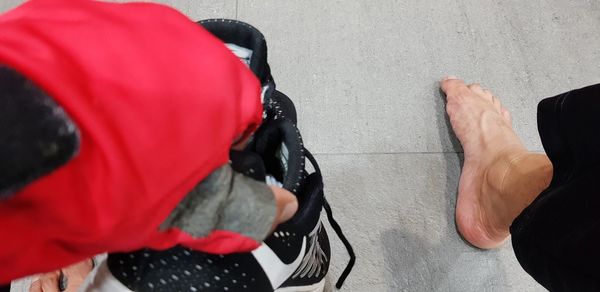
left=484, top=151, right=552, bottom=227
left=504, top=153, right=553, bottom=197
left=484, top=148, right=528, bottom=194
left=481, top=148, right=529, bottom=228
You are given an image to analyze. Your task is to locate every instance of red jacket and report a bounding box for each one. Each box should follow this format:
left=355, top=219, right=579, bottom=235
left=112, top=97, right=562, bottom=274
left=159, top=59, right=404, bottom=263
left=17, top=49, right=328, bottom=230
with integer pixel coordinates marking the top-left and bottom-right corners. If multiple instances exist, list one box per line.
left=0, top=0, right=262, bottom=283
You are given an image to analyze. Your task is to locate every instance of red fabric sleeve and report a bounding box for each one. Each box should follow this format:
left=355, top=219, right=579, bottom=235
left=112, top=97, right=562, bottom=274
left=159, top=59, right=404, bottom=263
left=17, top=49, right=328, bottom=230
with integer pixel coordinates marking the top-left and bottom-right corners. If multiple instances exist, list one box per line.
left=0, top=0, right=262, bottom=283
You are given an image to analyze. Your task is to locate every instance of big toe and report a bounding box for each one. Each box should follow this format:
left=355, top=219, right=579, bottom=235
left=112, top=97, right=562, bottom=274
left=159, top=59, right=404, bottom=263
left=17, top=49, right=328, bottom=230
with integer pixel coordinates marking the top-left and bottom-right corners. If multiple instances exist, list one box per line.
left=441, top=76, right=467, bottom=97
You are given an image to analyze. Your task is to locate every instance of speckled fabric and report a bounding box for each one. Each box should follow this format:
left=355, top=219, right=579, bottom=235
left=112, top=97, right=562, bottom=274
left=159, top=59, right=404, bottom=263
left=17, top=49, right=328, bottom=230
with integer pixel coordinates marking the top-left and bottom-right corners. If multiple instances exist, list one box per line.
left=161, top=164, right=276, bottom=242
left=106, top=247, right=273, bottom=292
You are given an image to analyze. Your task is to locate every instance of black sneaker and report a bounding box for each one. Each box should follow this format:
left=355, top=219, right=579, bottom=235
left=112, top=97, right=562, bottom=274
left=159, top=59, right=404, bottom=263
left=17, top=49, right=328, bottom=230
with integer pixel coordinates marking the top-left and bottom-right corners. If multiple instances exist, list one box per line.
left=200, top=18, right=353, bottom=290
left=199, top=19, right=296, bottom=124
left=199, top=19, right=274, bottom=113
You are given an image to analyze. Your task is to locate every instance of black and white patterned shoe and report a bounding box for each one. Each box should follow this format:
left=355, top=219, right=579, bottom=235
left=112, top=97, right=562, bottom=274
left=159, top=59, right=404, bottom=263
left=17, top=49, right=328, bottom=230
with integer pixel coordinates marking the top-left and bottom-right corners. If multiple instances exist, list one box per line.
left=88, top=119, right=354, bottom=292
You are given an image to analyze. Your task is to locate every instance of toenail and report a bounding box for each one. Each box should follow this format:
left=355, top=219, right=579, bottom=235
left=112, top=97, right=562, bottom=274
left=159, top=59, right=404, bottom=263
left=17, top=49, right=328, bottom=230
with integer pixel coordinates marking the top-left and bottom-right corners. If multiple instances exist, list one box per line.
left=443, top=75, right=458, bottom=80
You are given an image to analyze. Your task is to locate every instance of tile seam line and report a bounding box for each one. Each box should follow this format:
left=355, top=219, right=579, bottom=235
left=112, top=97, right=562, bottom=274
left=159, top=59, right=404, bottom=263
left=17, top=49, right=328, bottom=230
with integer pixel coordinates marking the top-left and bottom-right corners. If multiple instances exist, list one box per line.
left=311, top=152, right=464, bottom=156
left=235, top=0, right=239, bottom=19
left=311, top=150, right=545, bottom=156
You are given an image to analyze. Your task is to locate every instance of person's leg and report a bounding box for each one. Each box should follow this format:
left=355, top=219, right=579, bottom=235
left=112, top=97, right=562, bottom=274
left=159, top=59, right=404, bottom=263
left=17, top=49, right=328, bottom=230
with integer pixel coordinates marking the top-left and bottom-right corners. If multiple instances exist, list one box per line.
left=508, top=83, right=600, bottom=291
left=442, top=77, right=600, bottom=289
left=440, top=76, right=553, bottom=249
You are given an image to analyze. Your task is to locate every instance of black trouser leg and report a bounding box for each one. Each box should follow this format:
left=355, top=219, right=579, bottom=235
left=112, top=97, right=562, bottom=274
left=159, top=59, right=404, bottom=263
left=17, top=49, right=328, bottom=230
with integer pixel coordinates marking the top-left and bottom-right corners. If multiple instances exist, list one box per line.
left=511, top=83, right=600, bottom=291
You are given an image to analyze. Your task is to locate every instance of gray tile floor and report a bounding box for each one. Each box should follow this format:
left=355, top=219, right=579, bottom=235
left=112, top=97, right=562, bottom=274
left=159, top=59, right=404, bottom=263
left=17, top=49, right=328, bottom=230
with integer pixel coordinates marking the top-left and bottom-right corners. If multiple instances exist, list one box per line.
left=3, top=0, right=600, bottom=291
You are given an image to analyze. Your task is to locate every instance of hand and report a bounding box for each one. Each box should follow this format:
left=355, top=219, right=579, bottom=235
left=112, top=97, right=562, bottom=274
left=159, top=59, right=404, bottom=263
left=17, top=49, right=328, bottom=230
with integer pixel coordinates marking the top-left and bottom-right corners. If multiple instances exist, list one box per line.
left=270, top=185, right=298, bottom=232
left=29, top=259, right=93, bottom=292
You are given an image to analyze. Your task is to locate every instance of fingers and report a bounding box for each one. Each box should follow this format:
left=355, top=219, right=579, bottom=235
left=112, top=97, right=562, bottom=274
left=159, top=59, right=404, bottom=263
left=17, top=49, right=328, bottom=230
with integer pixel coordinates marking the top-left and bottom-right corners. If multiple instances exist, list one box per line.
left=41, top=271, right=61, bottom=292
left=61, top=259, right=93, bottom=276
left=269, top=185, right=298, bottom=231
left=29, top=279, right=42, bottom=292
left=30, top=271, right=61, bottom=292
left=60, top=260, right=94, bottom=292
left=28, top=260, right=93, bottom=292
left=40, top=275, right=61, bottom=292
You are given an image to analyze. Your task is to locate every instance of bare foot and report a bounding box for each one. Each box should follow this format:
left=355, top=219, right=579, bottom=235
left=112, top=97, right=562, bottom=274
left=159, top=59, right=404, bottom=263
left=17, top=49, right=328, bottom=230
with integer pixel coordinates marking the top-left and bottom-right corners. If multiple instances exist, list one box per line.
left=441, top=76, right=527, bottom=249
left=30, top=259, right=93, bottom=292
